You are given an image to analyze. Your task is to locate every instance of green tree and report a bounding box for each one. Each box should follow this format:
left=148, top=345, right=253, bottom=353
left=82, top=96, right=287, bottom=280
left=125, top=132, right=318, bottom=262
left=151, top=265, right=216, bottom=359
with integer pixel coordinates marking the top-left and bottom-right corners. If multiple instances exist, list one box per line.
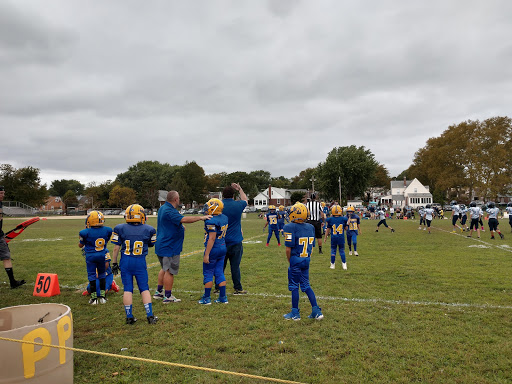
left=0, top=164, right=48, bottom=207
left=290, top=191, right=306, bottom=204
left=168, top=173, right=192, bottom=206
left=316, top=146, right=378, bottom=201
left=290, top=168, right=316, bottom=189
left=48, top=179, right=85, bottom=196
left=369, top=164, right=391, bottom=189
left=85, top=181, right=116, bottom=209
left=173, top=161, right=207, bottom=205
left=62, top=190, right=78, bottom=211
left=108, top=185, right=136, bottom=208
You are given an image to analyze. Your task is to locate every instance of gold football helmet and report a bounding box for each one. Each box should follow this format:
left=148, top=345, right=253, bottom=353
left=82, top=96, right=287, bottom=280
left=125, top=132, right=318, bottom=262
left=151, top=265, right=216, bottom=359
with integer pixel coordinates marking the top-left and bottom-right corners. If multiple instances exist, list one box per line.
left=269, top=205, right=276, bottom=211
left=125, top=204, right=146, bottom=224
left=288, top=203, right=309, bottom=223
left=331, top=205, right=343, bottom=216
left=205, top=198, right=223, bottom=215
left=86, top=211, right=105, bottom=228
left=346, top=206, right=355, bottom=213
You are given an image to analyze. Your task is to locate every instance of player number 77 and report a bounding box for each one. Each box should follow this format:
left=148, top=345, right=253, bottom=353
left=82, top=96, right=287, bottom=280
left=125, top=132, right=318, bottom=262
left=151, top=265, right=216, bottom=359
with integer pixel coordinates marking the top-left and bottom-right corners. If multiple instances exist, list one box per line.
left=298, top=237, right=314, bottom=257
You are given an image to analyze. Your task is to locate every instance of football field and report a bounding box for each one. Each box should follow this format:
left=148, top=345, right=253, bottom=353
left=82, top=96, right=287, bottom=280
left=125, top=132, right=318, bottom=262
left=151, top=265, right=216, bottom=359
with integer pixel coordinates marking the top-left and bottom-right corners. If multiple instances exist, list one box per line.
left=2, top=214, right=512, bottom=383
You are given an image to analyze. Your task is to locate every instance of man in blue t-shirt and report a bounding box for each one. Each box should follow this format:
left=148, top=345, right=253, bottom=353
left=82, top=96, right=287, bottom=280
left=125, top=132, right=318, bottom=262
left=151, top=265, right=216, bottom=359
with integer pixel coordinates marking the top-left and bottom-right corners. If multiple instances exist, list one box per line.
left=154, top=191, right=211, bottom=303
left=216, top=183, right=248, bottom=295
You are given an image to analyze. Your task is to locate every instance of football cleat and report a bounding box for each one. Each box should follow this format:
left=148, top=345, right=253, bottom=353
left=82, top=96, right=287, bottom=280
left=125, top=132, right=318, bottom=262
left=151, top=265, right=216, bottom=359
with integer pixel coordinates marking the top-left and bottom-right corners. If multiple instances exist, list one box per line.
left=288, top=203, right=309, bottom=223
left=214, top=296, right=229, bottom=304
left=198, top=296, right=211, bottom=305
left=147, top=315, right=159, bottom=324
left=500, top=233, right=504, bottom=239
left=10, top=279, right=26, bottom=289
left=89, top=298, right=98, bottom=305
left=348, top=250, right=352, bottom=256
left=233, top=289, right=248, bottom=295
left=308, top=306, right=324, bottom=320
left=125, top=204, right=146, bottom=224
left=342, top=262, right=347, bottom=270
left=126, top=317, right=137, bottom=325
left=153, top=290, right=164, bottom=299
left=330, top=263, right=335, bottom=269
left=85, top=211, right=105, bottom=228
left=163, top=295, right=181, bottom=303
left=98, top=297, right=107, bottom=304
left=354, top=251, right=359, bottom=256
left=283, top=308, right=300, bottom=321
left=204, top=198, right=224, bottom=215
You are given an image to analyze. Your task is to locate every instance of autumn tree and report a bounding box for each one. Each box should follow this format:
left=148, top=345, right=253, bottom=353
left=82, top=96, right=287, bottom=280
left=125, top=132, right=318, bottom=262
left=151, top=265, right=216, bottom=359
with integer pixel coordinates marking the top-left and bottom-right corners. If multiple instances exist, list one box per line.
left=108, top=185, right=137, bottom=208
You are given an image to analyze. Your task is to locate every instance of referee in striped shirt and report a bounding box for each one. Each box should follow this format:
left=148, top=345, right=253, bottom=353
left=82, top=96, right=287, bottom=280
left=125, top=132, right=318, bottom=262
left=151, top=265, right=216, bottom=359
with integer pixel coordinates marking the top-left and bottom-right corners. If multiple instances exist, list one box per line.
left=306, top=193, right=326, bottom=254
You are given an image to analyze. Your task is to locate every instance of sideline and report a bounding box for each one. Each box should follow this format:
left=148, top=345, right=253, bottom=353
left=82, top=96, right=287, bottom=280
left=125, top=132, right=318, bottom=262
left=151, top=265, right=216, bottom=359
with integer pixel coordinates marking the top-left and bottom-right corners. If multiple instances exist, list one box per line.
left=0, top=336, right=305, bottom=384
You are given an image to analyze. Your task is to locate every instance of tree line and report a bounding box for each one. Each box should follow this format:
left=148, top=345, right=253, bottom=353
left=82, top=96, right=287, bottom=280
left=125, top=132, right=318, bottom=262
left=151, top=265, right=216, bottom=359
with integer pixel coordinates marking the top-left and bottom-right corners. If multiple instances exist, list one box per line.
left=5, top=116, right=508, bottom=210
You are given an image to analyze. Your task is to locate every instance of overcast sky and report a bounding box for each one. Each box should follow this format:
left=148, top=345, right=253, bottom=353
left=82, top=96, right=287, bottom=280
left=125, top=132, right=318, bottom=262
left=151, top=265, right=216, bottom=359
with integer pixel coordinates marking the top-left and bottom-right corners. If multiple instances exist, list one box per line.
left=1, top=1, right=511, bottom=188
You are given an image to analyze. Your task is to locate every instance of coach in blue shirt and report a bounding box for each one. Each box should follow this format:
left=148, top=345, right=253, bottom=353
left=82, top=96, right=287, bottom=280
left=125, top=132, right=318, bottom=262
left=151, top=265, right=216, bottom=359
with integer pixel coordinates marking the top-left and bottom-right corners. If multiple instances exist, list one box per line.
left=154, top=190, right=211, bottom=303
left=216, top=183, right=248, bottom=295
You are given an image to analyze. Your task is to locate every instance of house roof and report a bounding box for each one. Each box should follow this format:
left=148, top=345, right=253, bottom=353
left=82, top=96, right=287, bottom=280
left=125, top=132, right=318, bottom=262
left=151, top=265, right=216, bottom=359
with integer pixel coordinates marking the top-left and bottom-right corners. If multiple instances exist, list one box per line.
left=391, top=180, right=412, bottom=188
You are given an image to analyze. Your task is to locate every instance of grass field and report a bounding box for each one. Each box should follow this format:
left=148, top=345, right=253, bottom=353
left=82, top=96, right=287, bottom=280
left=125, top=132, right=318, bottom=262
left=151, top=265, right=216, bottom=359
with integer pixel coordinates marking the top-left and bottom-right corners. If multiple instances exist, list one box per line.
left=2, top=213, right=512, bottom=383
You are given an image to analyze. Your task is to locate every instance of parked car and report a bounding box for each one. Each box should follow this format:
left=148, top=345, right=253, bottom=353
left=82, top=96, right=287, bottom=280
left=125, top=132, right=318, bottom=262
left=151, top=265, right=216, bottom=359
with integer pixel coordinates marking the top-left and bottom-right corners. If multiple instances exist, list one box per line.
left=443, top=205, right=452, bottom=211
left=243, top=206, right=257, bottom=213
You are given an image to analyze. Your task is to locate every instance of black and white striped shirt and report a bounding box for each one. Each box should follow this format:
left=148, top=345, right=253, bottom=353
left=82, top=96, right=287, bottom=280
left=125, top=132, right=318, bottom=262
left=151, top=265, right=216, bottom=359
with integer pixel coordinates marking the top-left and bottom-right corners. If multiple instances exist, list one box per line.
left=306, top=201, right=323, bottom=221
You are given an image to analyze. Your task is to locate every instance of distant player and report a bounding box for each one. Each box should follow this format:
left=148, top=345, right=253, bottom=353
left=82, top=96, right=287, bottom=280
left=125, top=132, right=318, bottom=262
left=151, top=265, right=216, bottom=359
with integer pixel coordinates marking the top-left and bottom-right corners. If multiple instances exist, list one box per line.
left=321, top=202, right=330, bottom=234
left=282, top=203, right=323, bottom=321
left=82, top=250, right=120, bottom=297
left=198, top=199, right=229, bottom=305
left=450, top=201, right=463, bottom=233
left=263, top=205, right=280, bottom=246
left=506, top=202, right=512, bottom=232
left=277, top=205, right=288, bottom=238
left=324, top=205, right=348, bottom=270
left=79, top=211, right=113, bottom=304
left=111, top=204, right=158, bottom=325
left=466, top=202, right=482, bottom=238
left=417, top=206, right=425, bottom=230
left=375, top=207, right=395, bottom=233
left=346, top=206, right=361, bottom=256
left=423, top=204, right=435, bottom=234
left=486, top=202, right=504, bottom=240
left=459, top=204, right=469, bottom=232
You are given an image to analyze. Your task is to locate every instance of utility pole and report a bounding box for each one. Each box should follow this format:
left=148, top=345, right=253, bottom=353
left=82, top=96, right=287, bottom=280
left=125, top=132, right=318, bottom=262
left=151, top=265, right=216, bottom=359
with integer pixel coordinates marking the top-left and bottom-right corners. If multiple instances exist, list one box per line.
left=338, top=176, right=342, bottom=204
left=310, top=176, right=316, bottom=194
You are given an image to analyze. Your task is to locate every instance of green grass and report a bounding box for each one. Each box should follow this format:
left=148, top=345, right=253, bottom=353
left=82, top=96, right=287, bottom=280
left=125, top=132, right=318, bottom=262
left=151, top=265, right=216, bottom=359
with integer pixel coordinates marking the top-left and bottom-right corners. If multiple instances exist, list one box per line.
left=2, top=214, right=512, bottom=383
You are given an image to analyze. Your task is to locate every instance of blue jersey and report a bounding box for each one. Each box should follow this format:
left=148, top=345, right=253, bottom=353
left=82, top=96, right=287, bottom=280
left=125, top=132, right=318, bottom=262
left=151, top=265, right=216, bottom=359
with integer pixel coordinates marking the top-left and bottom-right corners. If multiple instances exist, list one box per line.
left=79, top=226, right=113, bottom=257
left=111, top=223, right=156, bottom=258
left=155, top=202, right=185, bottom=256
left=277, top=210, right=287, bottom=225
left=222, top=198, right=247, bottom=246
left=204, top=214, right=229, bottom=249
left=346, top=214, right=360, bottom=232
left=283, top=222, right=315, bottom=265
left=322, top=206, right=330, bottom=218
left=326, top=216, right=348, bottom=240
left=266, top=211, right=279, bottom=229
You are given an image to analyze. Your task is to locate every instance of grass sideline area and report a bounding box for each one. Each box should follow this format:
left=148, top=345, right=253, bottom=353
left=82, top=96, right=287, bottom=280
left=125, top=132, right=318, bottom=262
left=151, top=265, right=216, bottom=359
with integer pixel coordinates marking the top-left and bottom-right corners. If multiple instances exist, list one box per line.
left=2, top=214, right=512, bottom=383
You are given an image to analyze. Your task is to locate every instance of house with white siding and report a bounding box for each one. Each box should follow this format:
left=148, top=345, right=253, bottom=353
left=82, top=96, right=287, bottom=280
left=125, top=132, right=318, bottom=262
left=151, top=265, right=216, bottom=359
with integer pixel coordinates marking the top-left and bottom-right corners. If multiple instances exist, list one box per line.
left=391, top=178, right=432, bottom=209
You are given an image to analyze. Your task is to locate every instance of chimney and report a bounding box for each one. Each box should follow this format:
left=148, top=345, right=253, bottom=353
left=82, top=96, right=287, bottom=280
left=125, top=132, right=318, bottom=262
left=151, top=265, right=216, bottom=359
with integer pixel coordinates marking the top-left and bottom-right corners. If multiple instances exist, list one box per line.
left=403, top=177, right=406, bottom=187
left=268, top=184, right=272, bottom=206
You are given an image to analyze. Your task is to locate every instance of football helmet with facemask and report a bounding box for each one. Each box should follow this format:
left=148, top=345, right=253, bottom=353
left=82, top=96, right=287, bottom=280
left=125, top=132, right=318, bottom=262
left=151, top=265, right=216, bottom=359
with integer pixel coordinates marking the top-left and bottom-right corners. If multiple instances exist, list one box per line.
left=346, top=206, right=355, bottom=214
left=204, top=198, right=223, bottom=215
left=125, top=204, right=146, bottom=224
left=289, top=203, right=309, bottom=223
left=86, top=211, right=105, bottom=228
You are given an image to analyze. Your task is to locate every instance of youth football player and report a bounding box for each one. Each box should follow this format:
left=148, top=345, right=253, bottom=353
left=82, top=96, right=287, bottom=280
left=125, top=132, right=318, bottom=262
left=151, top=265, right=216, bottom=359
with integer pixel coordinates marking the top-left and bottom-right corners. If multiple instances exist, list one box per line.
left=324, top=205, right=348, bottom=270
left=506, top=202, right=512, bottom=232
left=346, top=206, right=361, bottom=256
left=486, top=202, right=504, bottom=240
left=282, top=203, right=323, bottom=321
left=375, top=207, right=395, bottom=233
left=321, top=202, right=330, bottom=234
left=417, top=206, right=425, bottom=230
left=79, top=211, right=113, bottom=304
left=277, top=205, right=288, bottom=238
left=111, top=204, right=158, bottom=325
left=459, top=204, right=469, bottom=231
left=466, top=202, right=482, bottom=238
left=82, top=250, right=120, bottom=297
left=423, top=204, right=435, bottom=234
left=198, top=199, right=229, bottom=305
left=450, top=201, right=463, bottom=233
left=263, top=205, right=281, bottom=246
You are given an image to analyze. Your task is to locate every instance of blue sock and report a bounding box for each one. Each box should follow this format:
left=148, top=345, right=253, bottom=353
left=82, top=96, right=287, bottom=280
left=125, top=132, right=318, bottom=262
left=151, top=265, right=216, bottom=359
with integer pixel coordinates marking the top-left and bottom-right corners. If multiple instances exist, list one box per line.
left=124, top=305, right=133, bottom=318
left=305, top=287, right=318, bottom=308
left=220, top=286, right=226, bottom=297
left=165, top=290, right=172, bottom=298
left=291, top=289, right=299, bottom=309
left=157, top=285, right=163, bottom=292
left=204, top=287, right=211, bottom=298
left=144, top=303, right=153, bottom=317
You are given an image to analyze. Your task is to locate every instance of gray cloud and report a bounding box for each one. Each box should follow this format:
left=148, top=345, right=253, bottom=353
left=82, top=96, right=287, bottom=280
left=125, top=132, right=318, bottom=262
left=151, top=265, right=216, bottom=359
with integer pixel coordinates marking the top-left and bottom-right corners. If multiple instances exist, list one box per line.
left=1, top=0, right=512, bottom=188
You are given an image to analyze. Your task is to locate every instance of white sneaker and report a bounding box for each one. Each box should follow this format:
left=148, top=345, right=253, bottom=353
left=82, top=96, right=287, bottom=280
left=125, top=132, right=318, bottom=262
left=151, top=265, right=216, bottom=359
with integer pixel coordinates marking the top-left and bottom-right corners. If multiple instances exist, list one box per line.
left=418, top=227, right=421, bottom=230
left=348, top=251, right=352, bottom=255
left=423, top=228, right=426, bottom=231
left=330, top=263, right=335, bottom=269
left=342, top=263, right=347, bottom=270
left=163, top=295, right=181, bottom=303
left=354, top=251, right=359, bottom=256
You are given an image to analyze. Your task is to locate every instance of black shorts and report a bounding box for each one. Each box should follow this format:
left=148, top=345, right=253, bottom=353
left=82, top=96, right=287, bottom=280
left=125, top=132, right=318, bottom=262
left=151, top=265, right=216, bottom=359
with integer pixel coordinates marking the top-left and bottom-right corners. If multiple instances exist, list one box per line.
left=377, top=219, right=388, bottom=228
left=452, top=215, right=459, bottom=226
left=470, top=218, right=479, bottom=230
left=489, top=218, right=499, bottom=232
left=426, top=219, right=432, bottom=228
left=306, top=220, right=322, bottom=239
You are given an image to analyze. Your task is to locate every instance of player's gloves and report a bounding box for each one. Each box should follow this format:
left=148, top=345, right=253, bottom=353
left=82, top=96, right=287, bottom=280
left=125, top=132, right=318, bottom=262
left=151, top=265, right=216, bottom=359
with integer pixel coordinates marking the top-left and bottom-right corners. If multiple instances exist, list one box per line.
left=112, top=263, right=120, bottom=276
